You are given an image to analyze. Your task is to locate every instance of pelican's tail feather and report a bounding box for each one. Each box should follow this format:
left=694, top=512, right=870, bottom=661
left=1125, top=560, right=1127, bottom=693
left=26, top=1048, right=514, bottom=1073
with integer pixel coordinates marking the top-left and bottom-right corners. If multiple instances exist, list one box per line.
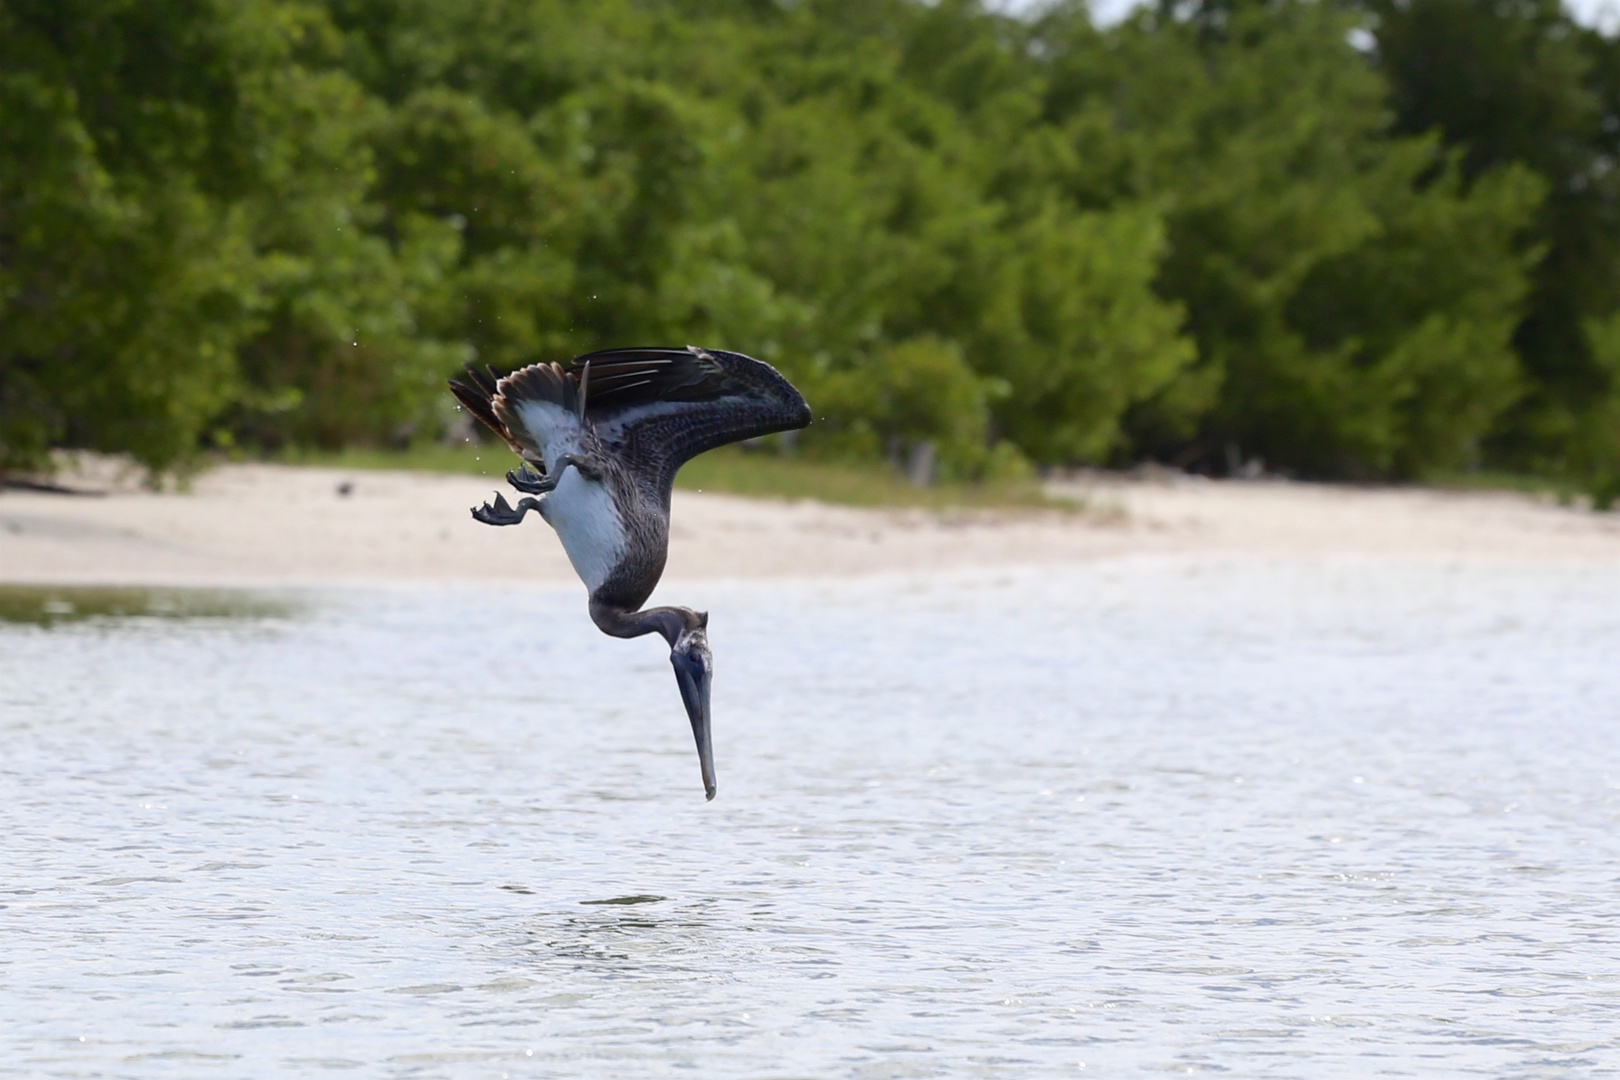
left=490, top=363, right=588, bottom=470
left=494, top=363, right=580, bottom=418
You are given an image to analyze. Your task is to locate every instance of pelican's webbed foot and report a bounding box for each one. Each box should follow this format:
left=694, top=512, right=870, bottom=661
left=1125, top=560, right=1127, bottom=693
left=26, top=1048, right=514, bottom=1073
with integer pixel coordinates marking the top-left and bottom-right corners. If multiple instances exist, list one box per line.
left=471, top=491, right=542, bottom=526
left=507, top=463, right=554, bottom=494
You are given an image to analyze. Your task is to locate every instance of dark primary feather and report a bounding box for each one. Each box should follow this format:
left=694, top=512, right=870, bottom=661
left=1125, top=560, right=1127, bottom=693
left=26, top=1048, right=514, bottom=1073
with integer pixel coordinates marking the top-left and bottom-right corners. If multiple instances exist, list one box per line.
left=448, top=364, right=530, bottom=460
left=568, top=347, right=730, bottom=412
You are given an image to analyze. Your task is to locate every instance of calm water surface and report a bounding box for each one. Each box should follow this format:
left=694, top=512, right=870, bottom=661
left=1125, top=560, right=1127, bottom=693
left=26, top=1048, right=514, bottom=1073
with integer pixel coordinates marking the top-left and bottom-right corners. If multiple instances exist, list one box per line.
left=2, top=560, right=1618, bottom=1077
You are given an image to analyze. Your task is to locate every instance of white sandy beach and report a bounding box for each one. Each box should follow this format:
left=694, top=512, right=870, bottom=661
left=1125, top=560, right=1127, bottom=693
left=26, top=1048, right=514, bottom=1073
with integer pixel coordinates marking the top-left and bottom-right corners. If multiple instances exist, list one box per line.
left=3, top=458, right=1616, bottom=588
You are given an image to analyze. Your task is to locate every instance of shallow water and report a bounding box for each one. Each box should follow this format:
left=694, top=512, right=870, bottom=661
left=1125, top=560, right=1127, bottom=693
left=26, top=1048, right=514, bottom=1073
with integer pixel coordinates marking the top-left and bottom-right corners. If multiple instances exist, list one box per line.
left=2, top=560, right=1619, bottom=1078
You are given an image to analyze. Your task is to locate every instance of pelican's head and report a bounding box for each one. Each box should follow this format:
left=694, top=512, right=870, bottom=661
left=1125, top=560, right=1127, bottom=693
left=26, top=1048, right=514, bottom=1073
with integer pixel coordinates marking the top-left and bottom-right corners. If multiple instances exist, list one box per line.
left=670, top=622, right=715, bottom=800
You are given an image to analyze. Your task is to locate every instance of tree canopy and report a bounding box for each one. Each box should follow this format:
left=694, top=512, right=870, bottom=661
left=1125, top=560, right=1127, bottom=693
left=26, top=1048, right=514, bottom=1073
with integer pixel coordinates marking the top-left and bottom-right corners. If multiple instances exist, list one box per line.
left=2, top=0, right=1616, bottom=500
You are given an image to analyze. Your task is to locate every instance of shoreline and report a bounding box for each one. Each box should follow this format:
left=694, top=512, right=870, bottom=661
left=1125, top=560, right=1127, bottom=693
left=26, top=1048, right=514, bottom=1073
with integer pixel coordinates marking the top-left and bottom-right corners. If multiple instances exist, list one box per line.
left=2, top=460, right=1617, bottom=589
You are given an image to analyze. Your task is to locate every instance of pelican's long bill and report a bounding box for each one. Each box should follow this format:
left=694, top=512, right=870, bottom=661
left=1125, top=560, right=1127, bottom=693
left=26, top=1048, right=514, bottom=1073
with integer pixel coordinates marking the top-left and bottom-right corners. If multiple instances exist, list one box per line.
left=670, top=630, right=716, bottom=800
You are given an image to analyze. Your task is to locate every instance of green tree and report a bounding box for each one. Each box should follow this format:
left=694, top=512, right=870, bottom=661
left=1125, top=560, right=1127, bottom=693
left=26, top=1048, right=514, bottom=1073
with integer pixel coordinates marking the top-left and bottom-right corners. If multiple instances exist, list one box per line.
left=1368, top=0, right=1620, bottom=492
left=2, top=0, right=1595, bottom=495
left=1037, top=0, right=1542, bottom=477
left=0, top=0, right=270, bottom=471
left=0, top=0, right=458, bottom=467
left=231, top=15, right=462, bottom=450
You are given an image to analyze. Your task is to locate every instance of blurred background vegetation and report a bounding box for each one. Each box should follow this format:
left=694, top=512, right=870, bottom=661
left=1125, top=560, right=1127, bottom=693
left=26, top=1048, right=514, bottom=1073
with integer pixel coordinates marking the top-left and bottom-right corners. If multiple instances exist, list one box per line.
left=3, top=0, right=1618, bottom=504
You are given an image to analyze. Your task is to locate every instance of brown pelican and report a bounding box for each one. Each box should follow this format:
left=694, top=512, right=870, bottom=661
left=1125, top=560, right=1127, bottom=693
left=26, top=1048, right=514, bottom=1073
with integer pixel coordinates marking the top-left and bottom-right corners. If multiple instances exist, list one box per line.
left=448, top=347, right=811, bottom=800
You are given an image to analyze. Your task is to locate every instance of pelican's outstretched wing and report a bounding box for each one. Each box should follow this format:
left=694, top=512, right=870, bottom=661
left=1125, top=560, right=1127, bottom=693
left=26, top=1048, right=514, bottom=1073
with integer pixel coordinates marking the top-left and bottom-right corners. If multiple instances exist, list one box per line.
left=570, top=347, right=812, bottom=498
left=452, top=347, right=810, bottom=494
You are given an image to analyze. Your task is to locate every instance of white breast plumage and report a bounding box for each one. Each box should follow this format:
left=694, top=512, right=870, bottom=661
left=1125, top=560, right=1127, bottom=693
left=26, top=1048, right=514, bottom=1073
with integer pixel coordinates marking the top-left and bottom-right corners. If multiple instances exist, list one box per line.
left=540, top=468, right=628, bottom=594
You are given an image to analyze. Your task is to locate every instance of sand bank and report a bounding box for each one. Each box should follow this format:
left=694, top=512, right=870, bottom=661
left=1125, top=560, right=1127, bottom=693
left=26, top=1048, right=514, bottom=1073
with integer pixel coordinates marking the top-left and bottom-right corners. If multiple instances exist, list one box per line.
left=2, top=460, right=1616, bottom=588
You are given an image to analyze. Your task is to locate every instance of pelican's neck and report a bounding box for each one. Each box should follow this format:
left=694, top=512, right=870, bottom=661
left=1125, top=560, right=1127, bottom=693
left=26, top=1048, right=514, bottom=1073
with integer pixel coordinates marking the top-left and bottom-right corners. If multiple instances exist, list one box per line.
left=589, top=600, right=705, bottom=647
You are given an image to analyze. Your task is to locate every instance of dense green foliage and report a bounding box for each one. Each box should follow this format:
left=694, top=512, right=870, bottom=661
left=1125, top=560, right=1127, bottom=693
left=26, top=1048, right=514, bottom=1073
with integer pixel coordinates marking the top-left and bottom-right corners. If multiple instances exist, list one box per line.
left=2, top=0, right=1616, bottom=499
left=1368, top=0, right=1620, bottom=500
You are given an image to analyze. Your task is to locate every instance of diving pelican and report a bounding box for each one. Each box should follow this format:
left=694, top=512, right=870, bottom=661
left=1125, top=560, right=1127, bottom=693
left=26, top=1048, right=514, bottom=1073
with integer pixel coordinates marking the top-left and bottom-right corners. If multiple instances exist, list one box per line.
left=449, top=347, right=811, bottom=800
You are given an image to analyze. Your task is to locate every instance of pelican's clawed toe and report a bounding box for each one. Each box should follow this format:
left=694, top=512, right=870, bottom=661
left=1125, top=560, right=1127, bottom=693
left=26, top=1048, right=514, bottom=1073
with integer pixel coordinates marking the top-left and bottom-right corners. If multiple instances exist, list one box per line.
left=471, top=492, right=538, bottom=526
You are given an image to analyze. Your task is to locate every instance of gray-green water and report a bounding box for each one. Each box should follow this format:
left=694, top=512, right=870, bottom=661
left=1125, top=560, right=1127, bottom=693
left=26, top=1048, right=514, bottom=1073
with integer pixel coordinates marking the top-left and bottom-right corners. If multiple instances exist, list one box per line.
left=2, top=561, right=1618, bottom=1077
